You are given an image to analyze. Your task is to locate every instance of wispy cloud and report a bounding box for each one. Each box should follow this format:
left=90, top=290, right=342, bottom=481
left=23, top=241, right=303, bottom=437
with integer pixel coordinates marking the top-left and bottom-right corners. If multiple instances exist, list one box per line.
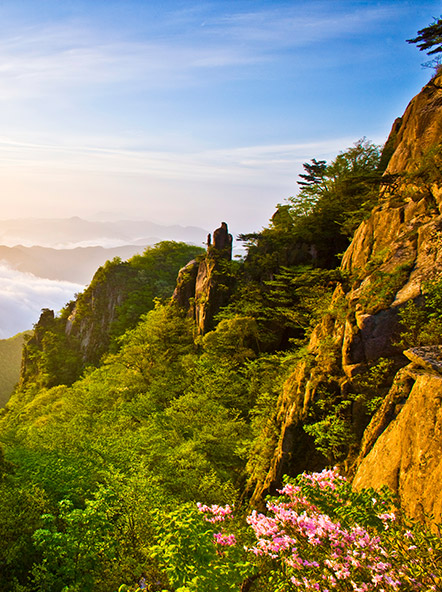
left=0, top=24, right=261, bottom=100
left=0, top=134, right=375, bottom=181
left=203, top=2, right=399, bottom=47
left=0, top=2, right=401, bottom=100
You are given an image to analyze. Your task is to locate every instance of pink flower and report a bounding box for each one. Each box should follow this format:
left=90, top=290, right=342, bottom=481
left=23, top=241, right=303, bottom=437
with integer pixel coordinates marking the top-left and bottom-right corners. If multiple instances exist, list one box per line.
left=213, top=532, right=236, bottom=546
left=197, top=503, right=232, bottom=523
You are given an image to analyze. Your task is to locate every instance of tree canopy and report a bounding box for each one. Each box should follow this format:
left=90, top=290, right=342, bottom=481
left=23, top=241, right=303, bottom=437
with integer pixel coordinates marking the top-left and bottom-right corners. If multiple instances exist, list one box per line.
left=407, top=16, right=442, bottom=55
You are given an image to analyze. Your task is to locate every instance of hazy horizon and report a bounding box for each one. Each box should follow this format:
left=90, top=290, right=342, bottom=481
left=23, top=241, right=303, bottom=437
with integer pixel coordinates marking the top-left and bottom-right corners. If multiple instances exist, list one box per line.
left=0, top=217, right=213, bottom=338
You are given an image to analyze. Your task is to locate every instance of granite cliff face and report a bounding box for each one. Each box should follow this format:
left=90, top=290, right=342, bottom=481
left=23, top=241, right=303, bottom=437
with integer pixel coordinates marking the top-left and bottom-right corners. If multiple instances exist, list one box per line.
left=382, top=72, right=442, bottom=175
left=353, top=347, right=442, bottom=523
left=252, top=72, right=442, bottom=519
left=64, top=261, right=137, bottom=365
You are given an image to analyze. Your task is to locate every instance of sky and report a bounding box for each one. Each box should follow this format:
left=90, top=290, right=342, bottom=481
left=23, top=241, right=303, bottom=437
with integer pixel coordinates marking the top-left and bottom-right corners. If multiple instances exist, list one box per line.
left=0, top=0, right=439, bottom=237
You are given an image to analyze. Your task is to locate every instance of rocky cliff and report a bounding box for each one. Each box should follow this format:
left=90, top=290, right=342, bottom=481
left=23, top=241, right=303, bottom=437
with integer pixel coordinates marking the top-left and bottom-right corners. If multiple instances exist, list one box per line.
left=173, top=222, right=234, bottom=334
left=19, top=262, right=137, bottom=388
left=353, top=346, right=442, bottom=523
left=19, top=242, right=205, bottom=389
left=252, top=71, right=442, bottom=519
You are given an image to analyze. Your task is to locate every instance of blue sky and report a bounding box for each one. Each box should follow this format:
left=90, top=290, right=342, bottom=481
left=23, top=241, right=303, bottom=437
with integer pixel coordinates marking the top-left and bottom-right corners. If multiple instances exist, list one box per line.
left=0, top=0, right=439, bottom=235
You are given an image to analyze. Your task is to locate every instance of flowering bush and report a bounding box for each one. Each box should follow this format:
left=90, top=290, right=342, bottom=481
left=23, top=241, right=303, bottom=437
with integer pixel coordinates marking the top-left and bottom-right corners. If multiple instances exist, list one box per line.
left=143, top=469, right=442, bottom=591
left=196, top=469, right=442, bottom=591
left=196, top=502, right=233, bottom=523
left=246, top=469, right=403, bottom=591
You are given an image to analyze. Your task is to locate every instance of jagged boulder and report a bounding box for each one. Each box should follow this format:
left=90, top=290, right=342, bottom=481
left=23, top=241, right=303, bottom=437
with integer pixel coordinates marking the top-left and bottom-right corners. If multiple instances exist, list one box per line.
left=353, top=346, right=442, bottom=523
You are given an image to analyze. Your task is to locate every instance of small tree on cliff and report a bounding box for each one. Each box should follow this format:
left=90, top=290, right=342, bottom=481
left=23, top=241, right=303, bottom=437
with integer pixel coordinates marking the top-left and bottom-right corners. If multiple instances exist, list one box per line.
left=407, top=16, right=442, bottom=69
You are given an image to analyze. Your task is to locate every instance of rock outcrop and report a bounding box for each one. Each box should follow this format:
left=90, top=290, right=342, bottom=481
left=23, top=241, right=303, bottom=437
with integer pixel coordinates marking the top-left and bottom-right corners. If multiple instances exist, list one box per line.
left=383, top=71, right=442, bottom=175
left=173, top=222, right=234, bottom=334
left=353, top=346, right=442, bottom=523
left=252, top=72, right=442, bottom=518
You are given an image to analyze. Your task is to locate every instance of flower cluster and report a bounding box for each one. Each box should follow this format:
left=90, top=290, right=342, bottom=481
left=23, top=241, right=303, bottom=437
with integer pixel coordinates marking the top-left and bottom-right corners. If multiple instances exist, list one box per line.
left=195, top=468, right=442, bottom=591
left=213, top=532, right=237, bottom=546
left=247, top=494, right=402, bottom=590
left=196, top=503, right=232, bottom=523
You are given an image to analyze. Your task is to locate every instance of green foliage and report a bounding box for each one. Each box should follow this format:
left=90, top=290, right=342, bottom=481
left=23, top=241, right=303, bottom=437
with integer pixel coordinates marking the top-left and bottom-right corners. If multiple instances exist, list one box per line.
left=232, top=138, right=382, bottom=353
left=407, top=16, right=442, bottom=68
left=304, top=356, right=397, bottom=464
left=358, top=260, right=414, bottom=314
left=244, top=353, right=293, bottom=485
left=350, top=357, right=396, bottom=415
left=150, top=503, right=253, bottom=592
left=396, top=277, right=442, bottom=348
left=151, top=504, right=223, bottom=590
left=305, top=412, right=353, bottom=463
left=0, top=332, right=30, bottom=407
left=199, top=316, right=259, bottom=364
left=0, top=479, right=47, bottom=592
left=110, top=241, right=204, bottom=340
left=288, top=137, right=384, bottom=244
left=265, top=266, right=344, bottom=337
left=304, top=398, right=356, bottom=464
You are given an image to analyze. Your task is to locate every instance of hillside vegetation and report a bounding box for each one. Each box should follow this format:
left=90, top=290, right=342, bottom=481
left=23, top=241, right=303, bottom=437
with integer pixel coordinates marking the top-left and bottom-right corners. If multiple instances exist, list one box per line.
left=0, top=332, right=29, bottom=407
left=2, top=75, right=442, bottom=590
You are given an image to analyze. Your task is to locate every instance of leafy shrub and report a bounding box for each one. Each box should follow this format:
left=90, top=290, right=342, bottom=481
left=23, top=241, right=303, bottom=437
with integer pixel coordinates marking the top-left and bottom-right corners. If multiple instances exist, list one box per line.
left=172, top=469, right=442, bottom=591
left=358, top=261, right=414, bottom=314
left=396, top=277, right=442, bottom=348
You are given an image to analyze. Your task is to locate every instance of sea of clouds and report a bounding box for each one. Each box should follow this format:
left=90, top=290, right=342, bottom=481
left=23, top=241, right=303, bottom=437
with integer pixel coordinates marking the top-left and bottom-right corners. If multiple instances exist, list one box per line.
left=0, top=263, right=83, bottom=339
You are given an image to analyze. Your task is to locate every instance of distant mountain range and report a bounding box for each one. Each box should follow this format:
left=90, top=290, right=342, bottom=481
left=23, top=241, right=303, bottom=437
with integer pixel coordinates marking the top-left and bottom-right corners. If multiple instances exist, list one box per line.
left=0, top=217, right=207, bottom=249
left=0, top=216, right=208, bottom=284
left=0, top=244, right=150, bottom=284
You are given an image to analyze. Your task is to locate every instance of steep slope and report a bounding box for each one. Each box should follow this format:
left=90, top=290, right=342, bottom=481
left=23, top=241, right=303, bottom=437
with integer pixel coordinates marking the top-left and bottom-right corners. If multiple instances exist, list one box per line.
left=19, top=242, right=205, bottom=388
left=251, top=71, right=442, bottom=518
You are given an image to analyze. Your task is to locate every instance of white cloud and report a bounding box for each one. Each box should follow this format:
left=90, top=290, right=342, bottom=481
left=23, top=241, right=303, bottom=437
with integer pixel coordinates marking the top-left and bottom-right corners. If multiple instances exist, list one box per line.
left=0, top=263, right=83, bottom=338
left=0, top=134, right=374, bottom=180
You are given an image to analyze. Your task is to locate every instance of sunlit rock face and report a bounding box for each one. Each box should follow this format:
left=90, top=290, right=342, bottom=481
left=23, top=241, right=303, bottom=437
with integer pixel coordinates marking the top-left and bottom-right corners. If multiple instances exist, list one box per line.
left=353, top=346, right=442, bottom=524
left=383, top=71, right=442, bottom=175
left=251, top=73, right=442, bottom=512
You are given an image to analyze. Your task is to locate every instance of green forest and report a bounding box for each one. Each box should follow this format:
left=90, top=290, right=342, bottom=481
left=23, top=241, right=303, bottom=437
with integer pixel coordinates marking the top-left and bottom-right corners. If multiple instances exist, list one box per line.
left=1, top=131, right=442, bottom=592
